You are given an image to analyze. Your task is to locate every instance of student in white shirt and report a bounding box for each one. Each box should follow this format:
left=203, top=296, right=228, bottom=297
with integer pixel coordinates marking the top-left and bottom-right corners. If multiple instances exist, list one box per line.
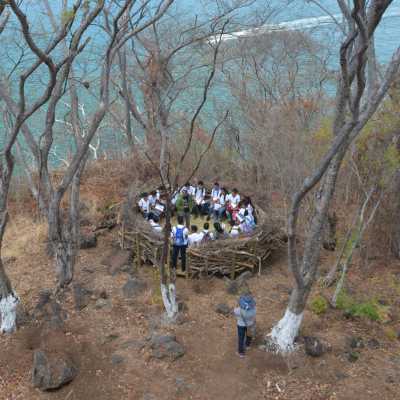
left=188, top=225, right=203, bottom=247
left=201, top=222, right=214, bottom=242
left=213, top=188, right=227, bottom=221
left=149, top=219, right=163, bottom=233
left=138, top=193, right=151, bottom=219
left=193, top=180, right=206, bottom=218
left=209, top=182, right=221, bottom=217
left=229, top=220, right=241, bottom=238
left=226, top=188, right=241, bottom=221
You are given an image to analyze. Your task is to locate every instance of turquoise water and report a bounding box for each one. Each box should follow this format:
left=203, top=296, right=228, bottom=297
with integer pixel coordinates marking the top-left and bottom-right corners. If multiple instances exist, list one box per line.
left=1, top=1, right=400, bottom=163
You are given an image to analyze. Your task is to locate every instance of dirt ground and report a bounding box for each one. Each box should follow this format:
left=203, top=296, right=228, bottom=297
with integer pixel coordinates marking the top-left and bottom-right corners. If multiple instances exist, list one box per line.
left=1, top=213, right=400, bottom=400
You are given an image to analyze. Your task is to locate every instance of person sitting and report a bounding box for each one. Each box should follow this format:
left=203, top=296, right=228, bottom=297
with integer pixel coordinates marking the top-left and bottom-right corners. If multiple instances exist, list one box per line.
left=213, top=221, right=229, bottom=240
left=226, top=188, right=241, bottom=222
left=149, top=219, right=163, bottom=233
left=240, top=210, right=256, bottom=234
left=209, top=182, right=221, bottom=216
left=201, top=222, right=214, bottom=243
left=138, top=192, right=151, bottom=219
left=152, top=199, right=165, bottom=222
left=171, top=215, right=189, bottom=272
left=188, top=225, right=203, bottom=247
left=213, top=187, right=227, bottom=221
left=149, top=190, right=157, bottom=208
left=193, top=180, right=206, bottom=218
left=175, top=189, right=194, bottom=229
left=229, top=220, right=241, bottom=238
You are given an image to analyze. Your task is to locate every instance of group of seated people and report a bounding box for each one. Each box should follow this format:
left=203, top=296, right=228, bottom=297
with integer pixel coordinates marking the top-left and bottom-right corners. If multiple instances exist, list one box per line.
left=137, top=181, right=257, bottom=242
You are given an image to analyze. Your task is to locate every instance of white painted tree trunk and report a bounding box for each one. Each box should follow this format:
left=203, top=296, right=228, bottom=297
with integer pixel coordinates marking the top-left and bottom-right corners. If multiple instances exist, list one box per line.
left=0, top=292, right=19, bottom=334
left=268, top=308, right=303, bottom=353
left=161, top=283, right=178, bottom=320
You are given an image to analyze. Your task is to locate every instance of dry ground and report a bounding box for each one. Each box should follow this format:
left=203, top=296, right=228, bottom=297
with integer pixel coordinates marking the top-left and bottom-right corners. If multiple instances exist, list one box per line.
left=1, top=211, right=400, bottom=400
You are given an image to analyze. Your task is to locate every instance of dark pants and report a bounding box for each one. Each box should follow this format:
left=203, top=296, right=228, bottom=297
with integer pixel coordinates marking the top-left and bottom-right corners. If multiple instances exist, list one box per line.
left=237, top=326, right=252, bottom=354
left=172, top=245, right=187, bottom=271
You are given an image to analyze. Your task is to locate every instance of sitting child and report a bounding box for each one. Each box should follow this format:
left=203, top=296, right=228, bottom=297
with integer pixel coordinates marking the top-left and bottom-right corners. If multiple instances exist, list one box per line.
left=201, top=222, right=214, bottom=243
left=188, top=225, right=203, bottom=247
left=229, top=220, right=241, bottom=238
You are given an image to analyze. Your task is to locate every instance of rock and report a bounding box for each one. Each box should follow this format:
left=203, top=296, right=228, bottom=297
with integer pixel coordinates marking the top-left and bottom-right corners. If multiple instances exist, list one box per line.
left=122, top=278, right=147, bottom=299
left=152, top=340, right=185, bottom=361
left=32, top=350, right=77, bottom=391
left=347, top=336, right=364, bottom=349
left=120, top=339, right=146, bottom=351
left=16, top=304, right=31, bottom=327
left=367, top=338, right=380, bottom=349
left=335, top=371, right=348, bottom=380
left=150, top=334, right=185, bottom=361
left=95, top=298, right=112, bottom=310
left=347, top=351, right=360, bottom=363
left=82, top=267, right=95, bottom=274
left=98, top=290, right=108, bottom=299
left=80, top=234, right=97, bottom=249
left=386, top=375, right=395, bottom=384
left=73, top=283, right=92, bottom=311
left=304, top=336, right=325, bottom=357
left=150, top=334, right=176, bottom=348
left=111, top=354, right=124, bottom=365
left=215, top=303, right=232, bottom=316
left=33, top=290, right=66, bottom=329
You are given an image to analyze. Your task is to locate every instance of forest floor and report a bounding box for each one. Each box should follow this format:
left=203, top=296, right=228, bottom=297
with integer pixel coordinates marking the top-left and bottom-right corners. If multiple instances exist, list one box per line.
left=1, top=206, right=400, bottom=400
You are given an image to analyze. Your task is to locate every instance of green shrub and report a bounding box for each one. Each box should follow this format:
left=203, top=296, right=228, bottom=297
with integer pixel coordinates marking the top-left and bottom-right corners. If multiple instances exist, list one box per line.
left=310, top=295, right=328, bottom=315
left=336, top=290, right=383, bottom=322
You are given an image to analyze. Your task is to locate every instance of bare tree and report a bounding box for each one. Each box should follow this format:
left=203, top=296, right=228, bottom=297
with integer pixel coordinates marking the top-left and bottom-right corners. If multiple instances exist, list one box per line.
left=267, top=0, right=400, bottom=353
left=0, top=0, right=87, bottom=332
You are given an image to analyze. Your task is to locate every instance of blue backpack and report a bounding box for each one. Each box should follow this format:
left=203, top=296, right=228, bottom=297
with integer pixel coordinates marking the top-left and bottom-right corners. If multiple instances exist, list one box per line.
left=239, top=294, right=256, bottom=311
left=174, top=227, right=186, bottom=246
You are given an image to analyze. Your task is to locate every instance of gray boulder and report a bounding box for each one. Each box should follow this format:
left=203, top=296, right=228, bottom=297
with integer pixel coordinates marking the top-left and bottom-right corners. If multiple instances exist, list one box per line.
left=32, top=350, right=77, bottom=391
left=80, top=234, right=97, bottom=249
left=73, top=283, right=92, bottom=311
left=304, top=336, right=326, bottom=357
left=150, top=334, right=185, bottom=361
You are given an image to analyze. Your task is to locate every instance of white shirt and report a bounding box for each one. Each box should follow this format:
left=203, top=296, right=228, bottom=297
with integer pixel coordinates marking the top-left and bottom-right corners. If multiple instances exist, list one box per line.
left=171, top=225, right=189, bottom=245
left=138, top=198, right=150, bottom=213
left=195, top=187, right=206, bottom=204
left=188, top=232, right=203, bottom=246
left=201, top=229, right=214, bottom=241
left=211, top=187, right=221, bottom=202
left=149, top=195, right=157, bottom=207
left=230, top=226, right=240, bottom=238
left=149, top=219, right=162, bottom=233
left=227, top=193, right=240, bottom=208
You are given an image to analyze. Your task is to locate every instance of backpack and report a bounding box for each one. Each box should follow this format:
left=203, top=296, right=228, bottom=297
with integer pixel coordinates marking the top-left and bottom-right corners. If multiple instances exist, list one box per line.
left=174, top=227, right=186, bottom=246
left=239, top=294, right=256, bottom=311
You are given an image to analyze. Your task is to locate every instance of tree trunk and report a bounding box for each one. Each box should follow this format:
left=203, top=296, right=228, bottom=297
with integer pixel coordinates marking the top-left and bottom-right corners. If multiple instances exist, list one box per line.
left=0, top=210, right=19, bottom=333
left=269, top=151, right=345, bottom=352
left=159, top=195, right=178, bottom=320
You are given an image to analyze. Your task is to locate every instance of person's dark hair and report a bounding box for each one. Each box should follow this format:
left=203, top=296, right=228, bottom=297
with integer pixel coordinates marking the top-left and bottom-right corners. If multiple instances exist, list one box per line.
left=221, top=187, right=227, bottom=194
left=142, top=192, right=149, bottom=197
left=214, top=182, right=219, bottom=187
left=198, top=180, right=204, bottom=185
left=229, top=220, right=235, bottom=227
left=177, top=215, right=184, bottom=225
left=203, top=222, right=209, bottom=230
left=158, top=185, right=165, bottom=190
left=151, top=190, right=156, bottom=196
left=232, top=188, right=238, bottom=194
left=185, top=182, right=190, bottom=187
left=214, top=222, right=224, bottom=234
left=191, top=225, right=198, bottom=232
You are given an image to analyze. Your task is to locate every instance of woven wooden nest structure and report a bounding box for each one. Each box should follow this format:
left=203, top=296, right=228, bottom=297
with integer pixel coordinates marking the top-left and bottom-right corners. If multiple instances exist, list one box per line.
left=118, top=193, right=285, bottom=278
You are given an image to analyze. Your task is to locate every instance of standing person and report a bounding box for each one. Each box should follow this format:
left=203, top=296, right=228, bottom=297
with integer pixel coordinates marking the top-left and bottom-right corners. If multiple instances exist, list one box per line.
left=138, top=192, right=151, bottom=219
left=171, top=215, right=189, bottom=272
left=188, top=225, right=203, bottom=247
left=175, top=189, right=194, bottom=228
left=234, top=294, right=256, bottom=357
